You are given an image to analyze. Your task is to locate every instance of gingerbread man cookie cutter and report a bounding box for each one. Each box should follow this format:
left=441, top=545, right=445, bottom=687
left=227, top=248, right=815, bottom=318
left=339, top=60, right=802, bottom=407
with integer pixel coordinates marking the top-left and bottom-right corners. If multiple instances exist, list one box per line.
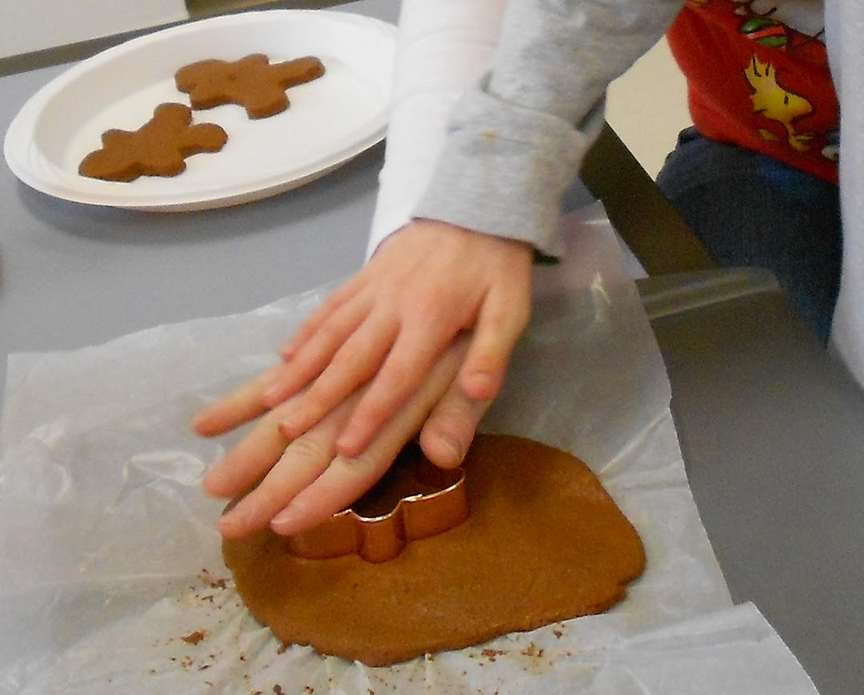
left=285, top=446, right=468, bottom=564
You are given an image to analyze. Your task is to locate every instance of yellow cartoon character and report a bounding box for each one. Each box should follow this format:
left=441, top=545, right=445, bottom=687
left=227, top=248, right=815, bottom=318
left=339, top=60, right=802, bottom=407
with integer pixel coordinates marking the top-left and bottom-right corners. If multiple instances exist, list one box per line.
left=744, top=53, right=814, bottom=151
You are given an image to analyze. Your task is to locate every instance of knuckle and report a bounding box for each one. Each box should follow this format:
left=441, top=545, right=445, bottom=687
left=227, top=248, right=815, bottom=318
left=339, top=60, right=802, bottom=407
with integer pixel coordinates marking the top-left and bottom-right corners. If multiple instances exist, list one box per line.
left=285, top=434, right=331, bottom=464
left=313, top=317, right=348, bottom=349
left=374, top=361, right=416, bottom=398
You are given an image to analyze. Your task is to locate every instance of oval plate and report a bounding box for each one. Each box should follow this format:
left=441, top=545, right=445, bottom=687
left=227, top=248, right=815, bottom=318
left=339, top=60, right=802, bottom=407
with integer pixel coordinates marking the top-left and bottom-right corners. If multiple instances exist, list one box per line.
left=3, top=10, right=395, bottom=211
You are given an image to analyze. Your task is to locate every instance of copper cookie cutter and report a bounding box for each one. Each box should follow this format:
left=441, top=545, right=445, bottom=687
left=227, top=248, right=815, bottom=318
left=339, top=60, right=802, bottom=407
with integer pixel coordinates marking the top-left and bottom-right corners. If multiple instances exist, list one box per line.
left=285, top=445, right=468, bottom=564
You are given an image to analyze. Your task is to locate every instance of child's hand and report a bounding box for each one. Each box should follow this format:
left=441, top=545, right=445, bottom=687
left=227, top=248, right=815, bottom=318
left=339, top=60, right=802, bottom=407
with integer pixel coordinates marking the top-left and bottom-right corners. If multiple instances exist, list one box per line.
left=240, top=219, right=533, bottom=468
left=192, top=220, right=533, bottom=537
left=196, top=334, right=490, bottom=539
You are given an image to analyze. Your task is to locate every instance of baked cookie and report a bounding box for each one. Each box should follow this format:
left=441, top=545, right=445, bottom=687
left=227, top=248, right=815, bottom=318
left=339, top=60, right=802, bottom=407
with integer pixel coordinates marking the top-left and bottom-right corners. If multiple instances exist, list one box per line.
left=223, top=434, right=646, bottom=666
left=78, top=103, right=227, bottom=182
left=175, top=53, right=325, bottom=119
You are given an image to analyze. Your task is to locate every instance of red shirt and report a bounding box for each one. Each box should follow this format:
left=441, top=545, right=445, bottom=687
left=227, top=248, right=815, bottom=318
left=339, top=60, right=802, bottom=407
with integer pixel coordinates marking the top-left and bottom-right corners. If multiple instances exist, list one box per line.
left=667, top=0, right=839, bottom=183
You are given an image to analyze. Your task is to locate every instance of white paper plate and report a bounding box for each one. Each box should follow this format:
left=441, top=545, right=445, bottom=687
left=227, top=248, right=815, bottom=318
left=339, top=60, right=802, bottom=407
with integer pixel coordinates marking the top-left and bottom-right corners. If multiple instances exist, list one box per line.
left=3, top=10, right=396, bottom=211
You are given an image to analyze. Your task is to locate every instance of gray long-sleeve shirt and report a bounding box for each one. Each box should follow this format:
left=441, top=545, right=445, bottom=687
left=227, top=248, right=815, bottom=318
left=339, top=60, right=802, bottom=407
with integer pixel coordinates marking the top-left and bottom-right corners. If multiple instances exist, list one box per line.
left=409, top=0, right=684, bottom=256
left=371, top=0, right=864, bottom=389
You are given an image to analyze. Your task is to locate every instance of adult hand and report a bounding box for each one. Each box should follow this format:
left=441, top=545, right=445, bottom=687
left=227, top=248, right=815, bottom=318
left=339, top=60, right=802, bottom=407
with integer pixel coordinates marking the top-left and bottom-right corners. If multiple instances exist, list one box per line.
left=204, top=219, right=534, bottom=470
left=195, top=335, right=490, bottom=539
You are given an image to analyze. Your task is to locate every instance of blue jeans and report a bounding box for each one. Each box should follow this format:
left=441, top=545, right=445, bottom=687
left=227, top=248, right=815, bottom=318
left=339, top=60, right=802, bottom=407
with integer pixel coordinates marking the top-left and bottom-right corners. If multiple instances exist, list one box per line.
left=656, top=128, right=841, bottom=343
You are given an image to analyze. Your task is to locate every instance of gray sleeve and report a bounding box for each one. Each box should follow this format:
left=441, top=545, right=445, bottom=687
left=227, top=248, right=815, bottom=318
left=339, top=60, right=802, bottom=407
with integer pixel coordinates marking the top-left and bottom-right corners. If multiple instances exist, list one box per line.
left=412, top=0, right=685, bottom=256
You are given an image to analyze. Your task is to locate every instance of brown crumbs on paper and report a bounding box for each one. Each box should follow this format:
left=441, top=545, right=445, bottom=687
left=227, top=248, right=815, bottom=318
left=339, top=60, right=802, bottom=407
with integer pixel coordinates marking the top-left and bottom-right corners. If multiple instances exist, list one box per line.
left=181, top=630, right=207, bottom=645
left=521, top=643, right=544, bottom=658
left=199, top=568, right=229, bottom=590
left=273, top=685, right=284, bottom=695
left=480, top=648, right=505, bottom=662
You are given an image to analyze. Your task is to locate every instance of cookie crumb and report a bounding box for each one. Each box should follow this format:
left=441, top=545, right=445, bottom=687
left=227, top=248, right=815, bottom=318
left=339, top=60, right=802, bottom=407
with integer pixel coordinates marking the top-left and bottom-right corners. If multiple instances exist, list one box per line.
left=181, top=630, right=207, bottom=645
left=480, top=648, right=505, bottom=662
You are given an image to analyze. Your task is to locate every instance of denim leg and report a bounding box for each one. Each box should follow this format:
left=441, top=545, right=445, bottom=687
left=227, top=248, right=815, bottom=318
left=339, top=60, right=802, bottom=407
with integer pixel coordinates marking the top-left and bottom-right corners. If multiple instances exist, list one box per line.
left=656, top=128, right=842, bottom=342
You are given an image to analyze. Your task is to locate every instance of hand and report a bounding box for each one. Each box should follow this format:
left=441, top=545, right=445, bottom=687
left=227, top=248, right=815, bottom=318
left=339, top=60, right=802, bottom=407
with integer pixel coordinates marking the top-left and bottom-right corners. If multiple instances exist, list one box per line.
left=195, top=335, right=490, bottom=538
left=220, top=219, right=533, bottom=469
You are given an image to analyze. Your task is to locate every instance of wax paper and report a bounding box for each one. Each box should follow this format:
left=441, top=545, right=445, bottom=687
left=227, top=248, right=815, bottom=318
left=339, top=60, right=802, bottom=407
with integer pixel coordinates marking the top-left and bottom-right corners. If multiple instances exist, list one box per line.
left=0, top=205, right=819, bottom=694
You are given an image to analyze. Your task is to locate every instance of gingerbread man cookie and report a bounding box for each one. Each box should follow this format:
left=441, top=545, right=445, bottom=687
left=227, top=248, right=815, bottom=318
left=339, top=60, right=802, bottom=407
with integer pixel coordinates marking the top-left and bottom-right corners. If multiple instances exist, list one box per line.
left=78, top=103, right=228, bottom=182
left=175, top=53, right=325, bottom=119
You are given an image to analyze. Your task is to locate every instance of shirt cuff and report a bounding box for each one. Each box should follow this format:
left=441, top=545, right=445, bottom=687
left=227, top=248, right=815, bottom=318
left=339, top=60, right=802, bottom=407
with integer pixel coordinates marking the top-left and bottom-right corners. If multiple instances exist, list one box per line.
left=412, top=88, right=605, bottom=257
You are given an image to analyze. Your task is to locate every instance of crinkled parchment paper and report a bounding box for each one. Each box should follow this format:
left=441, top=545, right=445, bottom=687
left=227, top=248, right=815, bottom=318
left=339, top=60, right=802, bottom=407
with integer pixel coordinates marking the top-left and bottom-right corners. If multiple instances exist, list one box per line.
left=0, top=205, right=819, bottom=694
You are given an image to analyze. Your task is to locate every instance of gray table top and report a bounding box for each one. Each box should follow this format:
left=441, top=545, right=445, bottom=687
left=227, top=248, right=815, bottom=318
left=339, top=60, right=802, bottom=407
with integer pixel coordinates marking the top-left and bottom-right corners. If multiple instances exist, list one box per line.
left=0, top=0, right=399, bottom=393
left=3, top=2, right=863, bottom=693
left=641, top=270, right=864, bottom=695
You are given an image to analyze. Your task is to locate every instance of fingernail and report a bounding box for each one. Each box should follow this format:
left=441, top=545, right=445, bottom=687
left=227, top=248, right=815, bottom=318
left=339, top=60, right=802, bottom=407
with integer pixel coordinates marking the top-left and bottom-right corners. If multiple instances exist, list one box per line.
left=278, top=416, right=300, bottom=438
left=262, top=385, right=283, bottom=407
left=270, top=506, right=300, bottom=535
left=335, top=433, right=363, bottom=460
left=191, top=405, right=214, bottom=426
left=218, top=507, right=250, bottom=535
left=466, top=371, right=496, bottom=400
left=200, top=471, right=219, bottom=497
left=436, top=433, right=465, bottom=468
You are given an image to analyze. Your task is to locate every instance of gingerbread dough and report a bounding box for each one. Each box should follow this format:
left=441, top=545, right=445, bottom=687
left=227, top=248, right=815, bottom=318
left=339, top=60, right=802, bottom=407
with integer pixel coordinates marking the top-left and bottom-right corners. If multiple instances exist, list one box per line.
left=223, top=434, right=645, bottom=666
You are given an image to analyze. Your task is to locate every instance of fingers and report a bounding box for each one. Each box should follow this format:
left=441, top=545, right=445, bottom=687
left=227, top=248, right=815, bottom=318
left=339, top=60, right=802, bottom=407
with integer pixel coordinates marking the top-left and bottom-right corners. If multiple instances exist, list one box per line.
left=207, top=377, right=364, bottom=536
left=191, top=361, right=289, bottom=436
left=278, top=286, right=473, bottom=455
left=269, top=335, right=471, bottom=537
left=418, top=383, right=491, bottom=470
left=195, top=222, right=536, bottom=541
left=268, top=453, right=391, bottom=536
left=209, top=338, right=465, bottom=538
left=459, top=281, right=532, bottom=402
left=215, top=405, right=351, bottom=538
left=200, top=402, right=293, bottom=499
left=329, top=318, right=462, bottom=457
left=203, top=330, right=476, bottom=539
left=329, top=230, right=532, bottom=454
left=279, top=274, right=362, bottom=360
left=276, top=309, right=400, bottom=438
left=248, top=223, right=532, bottom=451
left=262, top=292, right=374, bottom=408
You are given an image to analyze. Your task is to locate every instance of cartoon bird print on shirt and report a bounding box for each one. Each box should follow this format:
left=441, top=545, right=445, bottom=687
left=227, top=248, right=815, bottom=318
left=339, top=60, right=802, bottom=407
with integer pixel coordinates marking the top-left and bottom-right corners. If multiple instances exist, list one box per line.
left=744, top=54, right=814, bottom=152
